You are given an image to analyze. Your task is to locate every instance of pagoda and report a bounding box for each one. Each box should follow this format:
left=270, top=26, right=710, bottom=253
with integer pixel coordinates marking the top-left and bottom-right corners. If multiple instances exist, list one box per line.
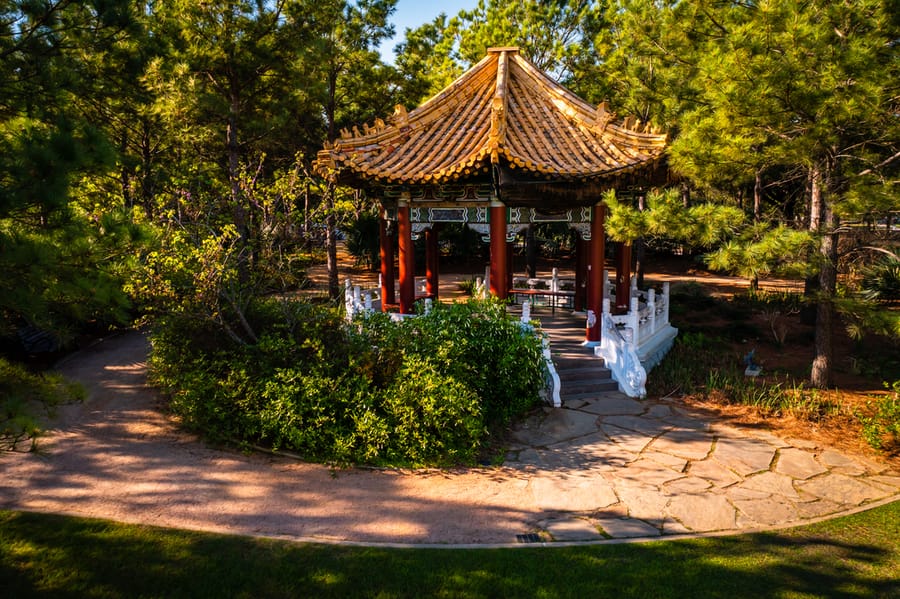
left=315, top=47, right=667, bottom=345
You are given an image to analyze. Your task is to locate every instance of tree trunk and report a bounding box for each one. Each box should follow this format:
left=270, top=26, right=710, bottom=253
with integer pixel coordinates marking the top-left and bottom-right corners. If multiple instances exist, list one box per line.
left=635, top=194, right=646, bottom=288
left=809, top=161, right=837, bottom=388
left=753, top=168, right=763, bottom=222
left=139, top=120, right=155, bottom=219
left=228, top=85, right=250, bottom=282
left=325, top=67, right=340, bottom=298
left=304, top=181, right=310, bottom=247
left=325, top=186, right=339, bottom=300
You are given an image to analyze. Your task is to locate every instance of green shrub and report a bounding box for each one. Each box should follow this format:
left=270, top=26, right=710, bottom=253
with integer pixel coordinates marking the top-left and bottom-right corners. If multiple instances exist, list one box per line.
left=382, top=357, right=483, bottom=465
left=860, top=257, right=900, bottom=301
left=149, top=297, right=544, bottom=466
left=457, top=278, right=478, bottom=296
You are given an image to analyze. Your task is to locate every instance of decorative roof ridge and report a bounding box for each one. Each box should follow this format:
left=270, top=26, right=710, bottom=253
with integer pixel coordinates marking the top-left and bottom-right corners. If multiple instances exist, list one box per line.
left=508, top=53, right=667, bottom=145
left=488, top=48, right=514, bottom=164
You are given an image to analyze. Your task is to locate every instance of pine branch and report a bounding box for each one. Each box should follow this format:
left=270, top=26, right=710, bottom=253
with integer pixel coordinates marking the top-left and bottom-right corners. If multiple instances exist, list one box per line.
left=857, top=149, right=900, bottom=177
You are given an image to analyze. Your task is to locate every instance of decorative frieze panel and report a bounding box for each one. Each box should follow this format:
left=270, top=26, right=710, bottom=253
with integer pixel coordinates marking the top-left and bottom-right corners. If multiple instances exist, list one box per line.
left=429, top=207, right=468, bottom=222
left=532, top=210, right=571, bottom=223
left=506, top=224, right=529, bottom=242
left=382, top=184, right=493, bottom=203
left=384, top=195, right=599, bottom=236
left=507, top=207, right=594, bottom=225
left=570, top=222, right=592, bottom=241
left=467, top=223, right=491, bottom=242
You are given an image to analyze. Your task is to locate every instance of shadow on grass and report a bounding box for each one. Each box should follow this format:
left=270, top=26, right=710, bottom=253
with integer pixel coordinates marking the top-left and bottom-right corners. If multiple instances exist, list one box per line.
left=2, top=503, right=899, bottom=598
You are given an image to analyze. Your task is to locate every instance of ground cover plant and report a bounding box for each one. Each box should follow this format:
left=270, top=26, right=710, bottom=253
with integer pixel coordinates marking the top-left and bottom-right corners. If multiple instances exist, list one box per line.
left=1, top=501, right=898, bottom=598
left=149, top=298, right=544, bottom=467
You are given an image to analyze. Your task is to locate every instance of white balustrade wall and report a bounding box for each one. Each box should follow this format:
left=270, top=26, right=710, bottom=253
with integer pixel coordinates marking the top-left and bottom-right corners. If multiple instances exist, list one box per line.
left=604, top=282, right=672, bottom=348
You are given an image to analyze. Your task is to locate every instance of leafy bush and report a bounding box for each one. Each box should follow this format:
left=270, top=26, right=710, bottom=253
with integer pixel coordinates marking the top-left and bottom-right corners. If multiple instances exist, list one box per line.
left=859, top=381, right=900, bottom=453
left=0, top=358, right=85, bottom=451
left=149, top=297, right=544, bottom=466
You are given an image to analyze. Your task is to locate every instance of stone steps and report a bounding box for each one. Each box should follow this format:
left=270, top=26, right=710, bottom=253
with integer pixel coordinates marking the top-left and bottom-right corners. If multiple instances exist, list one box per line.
left=550, top=341, right=619, bottom=400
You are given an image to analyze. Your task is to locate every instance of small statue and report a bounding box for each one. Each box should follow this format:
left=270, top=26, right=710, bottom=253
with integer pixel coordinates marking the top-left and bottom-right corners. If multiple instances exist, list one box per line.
left=743, top=349, right=762, bottom=377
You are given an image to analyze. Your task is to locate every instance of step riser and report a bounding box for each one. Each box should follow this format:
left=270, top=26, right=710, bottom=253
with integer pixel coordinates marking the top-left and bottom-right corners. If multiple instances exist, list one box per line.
left=562, top=388, right=620, bottom=401
left=556, top=370, right=612, bottom=383
left=563, top=387, right=619, bottom=397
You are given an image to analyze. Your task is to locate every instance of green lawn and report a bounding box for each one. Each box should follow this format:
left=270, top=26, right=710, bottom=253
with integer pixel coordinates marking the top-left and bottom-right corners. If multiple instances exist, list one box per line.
left=2, top=502, right=899, bottom=598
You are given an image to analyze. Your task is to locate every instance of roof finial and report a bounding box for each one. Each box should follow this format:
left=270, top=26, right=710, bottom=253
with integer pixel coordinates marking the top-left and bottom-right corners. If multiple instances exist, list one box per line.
left=391, top=104, right=409, bottom=129
left=593, top=101, right=616, bottom=133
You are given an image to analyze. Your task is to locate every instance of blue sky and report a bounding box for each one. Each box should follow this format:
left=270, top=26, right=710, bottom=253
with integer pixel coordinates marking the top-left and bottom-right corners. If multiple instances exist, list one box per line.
left=378, top=0, right=477, bottom=63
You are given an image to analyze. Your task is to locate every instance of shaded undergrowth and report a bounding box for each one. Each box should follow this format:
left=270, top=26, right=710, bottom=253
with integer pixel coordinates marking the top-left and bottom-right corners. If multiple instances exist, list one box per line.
left=654, top=284, right=900, bottom=454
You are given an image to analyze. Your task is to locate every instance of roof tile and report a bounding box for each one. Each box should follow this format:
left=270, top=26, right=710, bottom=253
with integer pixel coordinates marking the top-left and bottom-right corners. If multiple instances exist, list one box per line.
left=315, top=48, right=666, bottom=186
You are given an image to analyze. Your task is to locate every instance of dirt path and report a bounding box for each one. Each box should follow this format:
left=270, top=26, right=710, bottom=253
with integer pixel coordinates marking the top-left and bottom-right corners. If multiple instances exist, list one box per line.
left=2, top=332, right=552, bottom=545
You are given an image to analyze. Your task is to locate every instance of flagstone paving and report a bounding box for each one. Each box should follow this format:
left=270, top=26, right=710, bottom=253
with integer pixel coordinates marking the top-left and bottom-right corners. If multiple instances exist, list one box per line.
left=506, top=395, right=900, bottom=541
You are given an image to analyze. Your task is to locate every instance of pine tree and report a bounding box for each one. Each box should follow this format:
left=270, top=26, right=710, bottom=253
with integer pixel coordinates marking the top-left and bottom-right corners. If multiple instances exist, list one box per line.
left=601, top=0, right=900, bottom=387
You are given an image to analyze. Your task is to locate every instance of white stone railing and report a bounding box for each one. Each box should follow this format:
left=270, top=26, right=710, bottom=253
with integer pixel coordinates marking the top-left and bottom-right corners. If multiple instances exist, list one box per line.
left=344, top=279, right=377, bottom=321
left=603, top=282, right=671, bottom=347
left=594, top=281, right=675, bottom=398
left=595, top=308, right=647, bottom=398
left=519, top=301, right=561, bottom=407
left=594, top=308, right=647, bottom=397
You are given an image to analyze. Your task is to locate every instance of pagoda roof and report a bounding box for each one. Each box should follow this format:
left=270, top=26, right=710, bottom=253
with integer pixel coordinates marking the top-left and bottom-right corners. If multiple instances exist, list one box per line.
left=314, top=47, right=667, bottom=194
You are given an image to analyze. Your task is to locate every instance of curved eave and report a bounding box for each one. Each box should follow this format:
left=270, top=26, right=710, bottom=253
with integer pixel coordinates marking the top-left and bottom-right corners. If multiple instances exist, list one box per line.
left=314, top=48, right=668, bottom=187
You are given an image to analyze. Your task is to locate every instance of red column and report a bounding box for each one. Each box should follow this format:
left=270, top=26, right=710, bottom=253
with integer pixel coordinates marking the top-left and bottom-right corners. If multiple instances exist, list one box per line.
left=585, top=204, right=605, bottom=345
left=397, top=201, right=415, bottom=314
left=615, top=241, right=632, bottom=312
left=574, top=235, right=586, bottom=312
left=425, top=225, right=439, bottom=299
left=379, top=213, right=395, bottom=311
left=489, top=201, right=508, bottom=299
